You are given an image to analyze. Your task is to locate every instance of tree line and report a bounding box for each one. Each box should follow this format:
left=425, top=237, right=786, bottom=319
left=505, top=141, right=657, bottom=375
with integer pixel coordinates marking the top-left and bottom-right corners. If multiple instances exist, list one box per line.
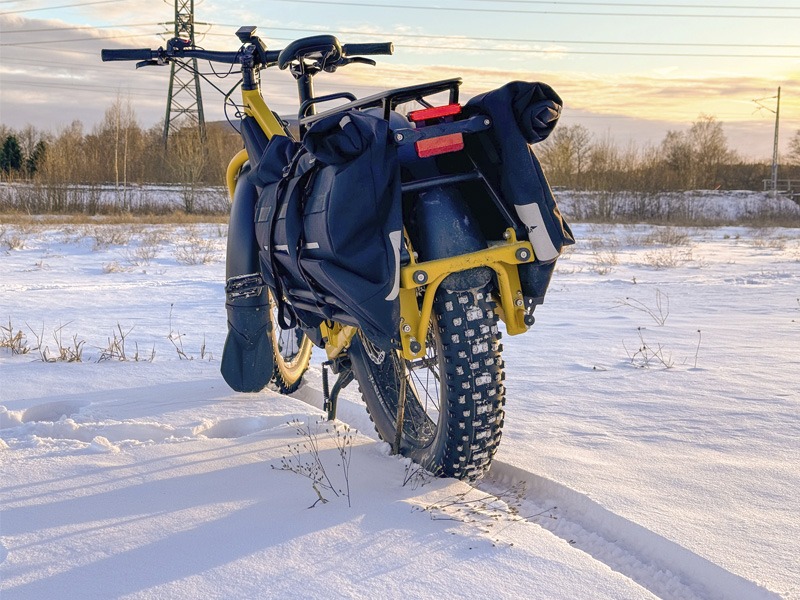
left=534, top=115, right=800, bottom=192
left=1, top=101, right=798, bottom=195
left=0, top=98, right=240, bottom=189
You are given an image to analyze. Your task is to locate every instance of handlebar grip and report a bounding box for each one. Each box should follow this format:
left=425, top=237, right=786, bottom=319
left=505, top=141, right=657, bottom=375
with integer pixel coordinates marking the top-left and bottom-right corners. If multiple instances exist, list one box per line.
left=342, top=42, right=393, bottom=56
left=101, top=48, right=155, bottom=62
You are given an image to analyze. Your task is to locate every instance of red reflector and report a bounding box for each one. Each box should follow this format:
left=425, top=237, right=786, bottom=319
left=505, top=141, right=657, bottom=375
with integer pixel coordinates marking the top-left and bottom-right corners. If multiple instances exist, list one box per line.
left=408, top=103, right=462, bottom=122
left=415, top=133, right=464, bottom=158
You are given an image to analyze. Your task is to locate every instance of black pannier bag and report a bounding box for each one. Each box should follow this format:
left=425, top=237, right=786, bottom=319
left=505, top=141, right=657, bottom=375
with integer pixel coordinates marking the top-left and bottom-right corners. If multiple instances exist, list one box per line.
left=463, top=81, right=575, bottom=304
left=252, top=110, right=402, bottom=350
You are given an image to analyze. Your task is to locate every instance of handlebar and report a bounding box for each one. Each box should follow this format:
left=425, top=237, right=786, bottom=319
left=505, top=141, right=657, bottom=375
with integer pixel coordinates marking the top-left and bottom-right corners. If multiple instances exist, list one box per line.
left=101, top=47, right=278, bottom=65
left=342, top=42, right=393, bottom=56
left=101, top=48, right=156, bottom=62
left=101, top=33, right=392, bottom=71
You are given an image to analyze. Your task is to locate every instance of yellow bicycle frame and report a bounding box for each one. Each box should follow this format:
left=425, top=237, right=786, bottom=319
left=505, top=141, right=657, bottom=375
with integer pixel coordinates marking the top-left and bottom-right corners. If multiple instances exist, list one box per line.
left=226, top=86, right=537, bottom=361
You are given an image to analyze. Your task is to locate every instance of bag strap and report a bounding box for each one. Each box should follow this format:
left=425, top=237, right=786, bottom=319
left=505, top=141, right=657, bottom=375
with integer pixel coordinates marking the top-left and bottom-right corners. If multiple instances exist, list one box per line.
left=266, top=150, right=310, bottom=332
left=280, top=159, right=336, bottom=318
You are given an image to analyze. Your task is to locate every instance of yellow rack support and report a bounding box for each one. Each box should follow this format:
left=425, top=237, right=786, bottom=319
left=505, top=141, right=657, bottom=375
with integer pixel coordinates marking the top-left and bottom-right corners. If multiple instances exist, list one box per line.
left=397, top=228, right=534, bottom=360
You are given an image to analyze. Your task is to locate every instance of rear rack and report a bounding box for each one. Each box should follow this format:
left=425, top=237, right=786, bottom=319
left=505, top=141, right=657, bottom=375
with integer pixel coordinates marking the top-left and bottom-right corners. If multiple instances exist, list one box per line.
left=300, top=78, right=461, bottom=126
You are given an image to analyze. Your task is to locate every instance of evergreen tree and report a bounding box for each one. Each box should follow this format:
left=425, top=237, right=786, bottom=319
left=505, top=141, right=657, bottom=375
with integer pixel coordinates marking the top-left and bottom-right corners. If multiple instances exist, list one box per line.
left=26, top=140, right=47, bottom=177
left=0, top=135, right=23, bottom=174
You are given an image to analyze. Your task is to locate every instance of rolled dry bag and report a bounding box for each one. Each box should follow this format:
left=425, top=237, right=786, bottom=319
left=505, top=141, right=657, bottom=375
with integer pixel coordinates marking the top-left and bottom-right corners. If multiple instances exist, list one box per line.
left=464, top=81, right=575, bottom=302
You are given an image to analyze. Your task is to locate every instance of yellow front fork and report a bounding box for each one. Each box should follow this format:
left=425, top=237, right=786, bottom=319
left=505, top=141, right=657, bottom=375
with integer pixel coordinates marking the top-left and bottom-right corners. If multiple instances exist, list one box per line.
left=225, top=88, right=289, bottom=199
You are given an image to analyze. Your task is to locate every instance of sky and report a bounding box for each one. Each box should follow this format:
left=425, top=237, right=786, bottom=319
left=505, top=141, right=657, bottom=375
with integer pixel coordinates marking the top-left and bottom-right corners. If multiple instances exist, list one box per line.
left=1, top=0, right=798, bottom=160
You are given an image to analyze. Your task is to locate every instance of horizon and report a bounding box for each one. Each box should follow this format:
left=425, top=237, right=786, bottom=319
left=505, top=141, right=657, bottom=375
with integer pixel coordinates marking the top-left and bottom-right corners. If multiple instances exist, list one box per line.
left=0, top=0, right=797, bottom=161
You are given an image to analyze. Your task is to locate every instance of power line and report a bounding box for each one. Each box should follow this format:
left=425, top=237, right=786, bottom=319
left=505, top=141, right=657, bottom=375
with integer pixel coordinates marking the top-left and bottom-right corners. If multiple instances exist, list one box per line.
left=393, top=42, right=799, bottom=58
left=11, top=20, right=795, bottom=51
left=0, top=78, right=165, bottom=96
left=3, top=23, right=157, bottom=33
left=170, top=26, right=800, bottom=58
left=6, top=21, right=800, bottom=51
left=461, top=0, right=800, bottom=9
left=5, top=36, right=795, bottom=59
left=209, top=22, right=800, bottom=50
left=3, top=21, right=796, bottom=59
left=0, top=0, right=127, bottom=15
left=0, top=33, right=161, bottom=46
left=271, top=0, right=800, bottom=19
left=0, top=54, right=161, bottom=72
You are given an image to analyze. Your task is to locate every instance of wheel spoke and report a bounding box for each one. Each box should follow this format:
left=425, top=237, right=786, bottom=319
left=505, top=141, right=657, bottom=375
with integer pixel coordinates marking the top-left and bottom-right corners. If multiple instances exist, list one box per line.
left=267, top=290, right=312, bottom=393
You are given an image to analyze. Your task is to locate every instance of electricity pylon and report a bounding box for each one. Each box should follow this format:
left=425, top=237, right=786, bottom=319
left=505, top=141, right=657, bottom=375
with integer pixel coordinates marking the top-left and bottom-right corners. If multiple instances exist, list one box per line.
left=163, top=0, right=205, bottom=143
left=754, top=87, right=781, bottom=197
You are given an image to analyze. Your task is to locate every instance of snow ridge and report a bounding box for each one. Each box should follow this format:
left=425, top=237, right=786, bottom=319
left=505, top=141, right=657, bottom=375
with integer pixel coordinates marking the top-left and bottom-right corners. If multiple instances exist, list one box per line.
left=485, top=461, right=780, bottom=600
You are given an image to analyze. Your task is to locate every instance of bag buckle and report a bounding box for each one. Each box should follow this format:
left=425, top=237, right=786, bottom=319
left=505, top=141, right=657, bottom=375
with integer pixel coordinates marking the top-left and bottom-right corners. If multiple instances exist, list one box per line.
left=225, top=273, right=265, bottom=300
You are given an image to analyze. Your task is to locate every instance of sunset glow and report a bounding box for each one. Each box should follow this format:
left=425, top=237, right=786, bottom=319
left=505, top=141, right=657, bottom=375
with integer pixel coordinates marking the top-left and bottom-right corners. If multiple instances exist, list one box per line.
left=1, top=0, right=797, bottom=158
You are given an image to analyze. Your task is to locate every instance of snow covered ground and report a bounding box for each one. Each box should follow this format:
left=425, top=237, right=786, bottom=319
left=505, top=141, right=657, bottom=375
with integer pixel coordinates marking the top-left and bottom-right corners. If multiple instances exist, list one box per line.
left=1, top=217, right=798, bottom=599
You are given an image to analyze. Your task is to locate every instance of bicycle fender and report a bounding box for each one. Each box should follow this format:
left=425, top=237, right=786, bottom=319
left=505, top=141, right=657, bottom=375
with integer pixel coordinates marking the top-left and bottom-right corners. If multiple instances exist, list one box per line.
left=413, top=185, right=492, bottom=291
left=221, top=164, right=275, bottom=392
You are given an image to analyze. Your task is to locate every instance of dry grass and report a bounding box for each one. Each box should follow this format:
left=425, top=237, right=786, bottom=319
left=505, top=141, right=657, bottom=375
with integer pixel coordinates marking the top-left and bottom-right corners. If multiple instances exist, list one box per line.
left=102, top=261, right=131, bottom=274
left=616, top=289, right=670, bottom=326
left=92, top=226, right=134, bottom=250
left=27, top=323, right=86, bottom=363
left=747, top=228, right=790, bottom=251
left=590, top=249, right=619, bottom=275
left=120, top=230, right=164, bottom=266
left=0, top=211, right=229, bottom=226
left=0, top=320, right=31, bottom=355
left=641, top=248, right=693, bottom=269
left=624, top=327, right=674, bottom=369
left=0, top=229, right=26, bottom=250
left=639, top=227, right=692, bottom=246
left=97, top=324, right=155, bottom=362
left=587, top=236, right=620, bottom=251
left=174, top=228, right=220, bottom=265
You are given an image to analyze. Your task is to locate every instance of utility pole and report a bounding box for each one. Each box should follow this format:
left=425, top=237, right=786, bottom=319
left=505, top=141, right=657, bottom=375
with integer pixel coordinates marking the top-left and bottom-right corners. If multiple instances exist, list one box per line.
left=163, top=0, right=205, bottom=143
left=771, top=86, right=781, bottom=197
left=754, top=87, right=781, bottom=197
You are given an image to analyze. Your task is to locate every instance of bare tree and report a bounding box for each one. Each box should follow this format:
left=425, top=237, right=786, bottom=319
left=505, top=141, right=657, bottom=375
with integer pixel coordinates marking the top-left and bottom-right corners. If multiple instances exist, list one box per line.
left=169, top=124, right=207, bottom=213
left=659, top=115, right=734, bottom=189
left=787, top=130, right=800, bottom=166
left=96, top=96, right=139, bottom=210
left=661, top=130, right=693, bottom=178
left=688, top=114, right=736, bottom=189
left=586, top=133, right=620, bottom=190
left=537, top=124, right=593, bottom=188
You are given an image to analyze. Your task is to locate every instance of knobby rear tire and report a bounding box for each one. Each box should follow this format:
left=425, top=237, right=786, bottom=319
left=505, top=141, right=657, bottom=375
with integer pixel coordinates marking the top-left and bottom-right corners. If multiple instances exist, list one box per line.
left=349, top=285, right=506, bottom=480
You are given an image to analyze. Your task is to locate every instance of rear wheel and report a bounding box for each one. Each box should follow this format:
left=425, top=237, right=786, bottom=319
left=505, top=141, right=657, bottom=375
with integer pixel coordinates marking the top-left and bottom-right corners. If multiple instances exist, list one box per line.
left=268, top=291, right=313, bottom=393
left=349, top=285, right=505, bottom=480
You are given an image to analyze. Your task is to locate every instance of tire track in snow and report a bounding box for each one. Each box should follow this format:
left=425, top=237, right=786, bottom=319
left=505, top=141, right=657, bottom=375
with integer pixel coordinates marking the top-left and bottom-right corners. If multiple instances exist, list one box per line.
left=298, top=370, right=779, bottom=599
left=483, top=461, right=780, bottom=600
left=3, top=279, right=216, bottom=294
left=8, top=371, right=776, bottom=598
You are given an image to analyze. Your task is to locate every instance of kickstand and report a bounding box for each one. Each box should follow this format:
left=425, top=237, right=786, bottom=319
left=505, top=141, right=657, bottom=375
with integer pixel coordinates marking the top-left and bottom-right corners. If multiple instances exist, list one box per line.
left=322, top=361, right=354, bottom=421
left=393, top=363, right=408, bottom=456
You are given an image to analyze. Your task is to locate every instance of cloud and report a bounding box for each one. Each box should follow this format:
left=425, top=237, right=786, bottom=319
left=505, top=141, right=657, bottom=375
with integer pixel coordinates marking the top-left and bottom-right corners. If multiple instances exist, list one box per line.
left=1, top=15, right=796, bottom=160
left=337, top=61, right=796, bottom=158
